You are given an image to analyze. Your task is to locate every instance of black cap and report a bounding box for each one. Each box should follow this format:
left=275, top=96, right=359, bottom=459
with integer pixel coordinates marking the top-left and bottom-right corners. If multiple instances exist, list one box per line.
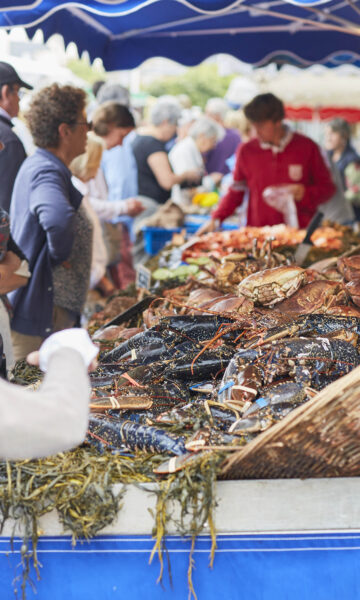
left=0, top=61, right=33, bottom=90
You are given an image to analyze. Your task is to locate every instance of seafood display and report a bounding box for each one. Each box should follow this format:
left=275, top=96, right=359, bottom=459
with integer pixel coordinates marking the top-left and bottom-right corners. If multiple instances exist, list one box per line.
left=182, top=223, right=357, bottom=262
left=84, top=222, right=360, bottom=474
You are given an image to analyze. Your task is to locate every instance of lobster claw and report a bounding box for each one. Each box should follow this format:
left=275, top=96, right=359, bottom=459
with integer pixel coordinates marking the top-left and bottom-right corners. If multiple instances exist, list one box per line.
left=153, top=451, right=211, bottom=475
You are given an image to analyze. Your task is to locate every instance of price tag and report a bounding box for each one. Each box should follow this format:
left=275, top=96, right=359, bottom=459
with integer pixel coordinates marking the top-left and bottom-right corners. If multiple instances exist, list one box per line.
left=136, top=265, right=152, bottom=289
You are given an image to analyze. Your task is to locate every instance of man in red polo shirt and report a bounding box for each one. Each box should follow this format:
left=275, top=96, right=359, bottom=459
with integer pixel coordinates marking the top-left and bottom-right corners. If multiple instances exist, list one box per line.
left=199, top=93, right=335, bottom=232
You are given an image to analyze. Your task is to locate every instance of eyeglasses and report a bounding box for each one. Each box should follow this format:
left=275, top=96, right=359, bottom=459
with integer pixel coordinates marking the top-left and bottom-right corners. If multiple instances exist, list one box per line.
left=69, top=121, right=92, bottom=130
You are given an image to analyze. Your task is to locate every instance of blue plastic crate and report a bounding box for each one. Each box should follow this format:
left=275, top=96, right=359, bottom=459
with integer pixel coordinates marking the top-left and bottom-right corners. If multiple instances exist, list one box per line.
left=184, top=215, right=210, bottom=227
left=142, top=219, right=239, bottom=255
left=142, top=226, right=182, bottom=255
left=185, top=215, right=239, bottom=231
left=185, top=223, right=203, bottom=234
left=222, top=222, right=239, bottom=230
left=184, top=215, right=239, bottom=232
left=143, top=222, right=207, bottom=255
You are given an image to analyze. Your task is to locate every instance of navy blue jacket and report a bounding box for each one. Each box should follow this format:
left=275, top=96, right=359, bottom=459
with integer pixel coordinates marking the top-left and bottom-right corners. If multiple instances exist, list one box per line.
left=327, top=144, right=360, bottom=190
left=9, top=148, right=82, bottom=336
left=0, top=115, right=26, bottom=212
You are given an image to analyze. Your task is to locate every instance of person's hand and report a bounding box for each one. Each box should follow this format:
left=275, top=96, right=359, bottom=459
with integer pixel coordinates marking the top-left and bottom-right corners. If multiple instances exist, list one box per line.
left=125, top=198, right=144, bottom=217
left=210, top=172, right=223, bottom=186
left=28, top=329, right=99, bottom=373
left=27, top=350, right=98, bottom=372
left=0, top=250, right=20, bottom=270
left=26, top=351, right=40, bottom=367
left=196, top=218, right=219, bottom=236
left=286, top=183, right=305, bottom=202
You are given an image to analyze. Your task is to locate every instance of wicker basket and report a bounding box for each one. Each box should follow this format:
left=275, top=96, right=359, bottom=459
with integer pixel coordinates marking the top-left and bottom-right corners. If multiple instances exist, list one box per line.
left=220, top=365, right=360, bottom=480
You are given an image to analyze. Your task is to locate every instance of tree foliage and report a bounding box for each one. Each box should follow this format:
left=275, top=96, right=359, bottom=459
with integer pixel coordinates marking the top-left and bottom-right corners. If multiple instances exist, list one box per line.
left=66, top=58, right=106, bottom=86
left=143, top=63, right=235, bottom=108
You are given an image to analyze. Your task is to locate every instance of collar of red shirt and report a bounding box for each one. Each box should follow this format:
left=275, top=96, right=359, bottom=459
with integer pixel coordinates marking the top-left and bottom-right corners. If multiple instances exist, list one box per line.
left=259, top=125, right=293, bottom=154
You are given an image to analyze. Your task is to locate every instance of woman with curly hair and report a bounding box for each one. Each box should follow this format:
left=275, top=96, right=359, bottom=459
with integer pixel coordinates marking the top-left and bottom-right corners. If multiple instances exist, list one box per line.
left=9, top=84, right=92, bottom=361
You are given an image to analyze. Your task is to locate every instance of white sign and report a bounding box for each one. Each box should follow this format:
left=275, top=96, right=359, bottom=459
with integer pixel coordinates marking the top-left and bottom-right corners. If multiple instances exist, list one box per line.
left=136, top=265, right=152, bottom=289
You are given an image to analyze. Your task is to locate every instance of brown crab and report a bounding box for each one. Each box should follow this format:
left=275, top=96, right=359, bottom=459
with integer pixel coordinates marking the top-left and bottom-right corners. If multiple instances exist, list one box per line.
left=345, top=280, right=360, bottom=307
left=215, top=239, right=287, bottom=292
left=275, top=280, right=347, bottom=316
left=325, top=304, right=360, bottom=317
left=237, top=265, right=307, bottom=306
left=337, top=256, right=360, bottom=282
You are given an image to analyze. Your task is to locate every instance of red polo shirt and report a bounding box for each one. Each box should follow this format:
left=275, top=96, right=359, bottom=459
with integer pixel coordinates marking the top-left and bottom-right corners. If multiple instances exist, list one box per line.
left=212, top=131, right=335, bottom=228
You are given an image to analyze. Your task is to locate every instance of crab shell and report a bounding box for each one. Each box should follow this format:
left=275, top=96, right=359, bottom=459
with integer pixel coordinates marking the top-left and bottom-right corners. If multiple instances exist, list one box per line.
left=237, top=265, right=308, bottom=306
left=337, top=256, right=360, bottom=282
left=326, top=304, right=360, bottom=317
left=345, top=280, right=360, bottom=307
left=275, top=280, right=345, bottom=315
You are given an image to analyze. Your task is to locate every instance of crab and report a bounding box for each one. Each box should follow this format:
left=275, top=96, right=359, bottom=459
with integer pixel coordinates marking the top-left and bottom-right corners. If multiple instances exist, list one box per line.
left=237, top=265, right=308, bottom=306
left=337, top=255, right=360, bottom=282
left=215, top=256, right=256, bottom=290
left=345, top=280, right=360, bottom=307
left=215, top=239, right=287, bottom=292
left=275, top=280, right=347, bottom=316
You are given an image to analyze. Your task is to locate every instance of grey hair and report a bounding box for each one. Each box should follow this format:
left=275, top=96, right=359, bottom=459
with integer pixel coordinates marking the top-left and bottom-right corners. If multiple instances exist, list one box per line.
left=328, top=118, right=351, bottom=142
left=188, top=116, right=224, bottom=142
left=97, top=82, right=130, bottom=107
left=205, top=97, right=229, bottom=121
left=150, top=97, right=182, bottom=126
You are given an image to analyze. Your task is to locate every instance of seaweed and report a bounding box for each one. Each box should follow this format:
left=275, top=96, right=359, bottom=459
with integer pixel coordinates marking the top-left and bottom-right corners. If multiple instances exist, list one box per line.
left=0, top=446, right=221, bottom=599
left=150, top=451, right=223, bottom=600
left=10, top=361, right=43, bottom=386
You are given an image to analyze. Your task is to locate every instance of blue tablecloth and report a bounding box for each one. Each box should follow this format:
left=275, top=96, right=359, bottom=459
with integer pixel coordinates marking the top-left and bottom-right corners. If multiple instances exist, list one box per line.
left=1, top=532, right=360, bottom=599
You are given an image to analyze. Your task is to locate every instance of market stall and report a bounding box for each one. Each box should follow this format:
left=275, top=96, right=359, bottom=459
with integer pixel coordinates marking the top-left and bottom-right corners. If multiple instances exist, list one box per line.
left=0, top=222, right=359, bottom=598
left=2, top=2, right=360, bottom=599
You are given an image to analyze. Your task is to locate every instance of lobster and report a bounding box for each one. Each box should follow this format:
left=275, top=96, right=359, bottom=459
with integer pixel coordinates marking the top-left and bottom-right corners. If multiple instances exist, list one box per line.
left=257, top=314, right=360, bottom=347
left=88, top=416, right=187, bottom=455
left=225, top=336, right=359, bottom=391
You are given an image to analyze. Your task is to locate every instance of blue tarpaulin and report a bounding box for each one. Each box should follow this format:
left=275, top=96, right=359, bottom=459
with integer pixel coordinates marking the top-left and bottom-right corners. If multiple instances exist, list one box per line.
left=1, top=532, right=360, bottom=599
left=0, top=0, right=360, bottom=69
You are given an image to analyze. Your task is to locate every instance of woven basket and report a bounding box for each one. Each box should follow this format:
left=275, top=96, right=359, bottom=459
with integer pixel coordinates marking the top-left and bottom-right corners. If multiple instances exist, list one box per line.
left=220, top=364, right=360, bottom=480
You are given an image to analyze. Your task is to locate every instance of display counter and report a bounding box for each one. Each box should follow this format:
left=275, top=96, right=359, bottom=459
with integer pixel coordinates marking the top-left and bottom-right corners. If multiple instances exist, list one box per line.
left=1, top=477, right=360, bottom=599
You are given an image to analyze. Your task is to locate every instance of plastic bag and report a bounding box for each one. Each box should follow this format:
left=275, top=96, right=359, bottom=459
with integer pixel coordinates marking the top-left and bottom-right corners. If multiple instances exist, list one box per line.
left=262, top=185, right=299, bottom=228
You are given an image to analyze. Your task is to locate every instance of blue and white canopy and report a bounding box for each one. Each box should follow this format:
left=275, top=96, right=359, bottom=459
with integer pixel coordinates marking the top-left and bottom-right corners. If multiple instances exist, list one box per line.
left=0, top=0, right=360, bottom=69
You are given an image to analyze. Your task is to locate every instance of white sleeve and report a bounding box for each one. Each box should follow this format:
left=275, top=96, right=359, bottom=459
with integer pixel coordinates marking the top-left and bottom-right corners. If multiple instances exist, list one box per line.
left=88, top=195, right=129, bottom=221
left=0, top=348, right=90, bottom=460
left=87, top=169, right=130, bottom=221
